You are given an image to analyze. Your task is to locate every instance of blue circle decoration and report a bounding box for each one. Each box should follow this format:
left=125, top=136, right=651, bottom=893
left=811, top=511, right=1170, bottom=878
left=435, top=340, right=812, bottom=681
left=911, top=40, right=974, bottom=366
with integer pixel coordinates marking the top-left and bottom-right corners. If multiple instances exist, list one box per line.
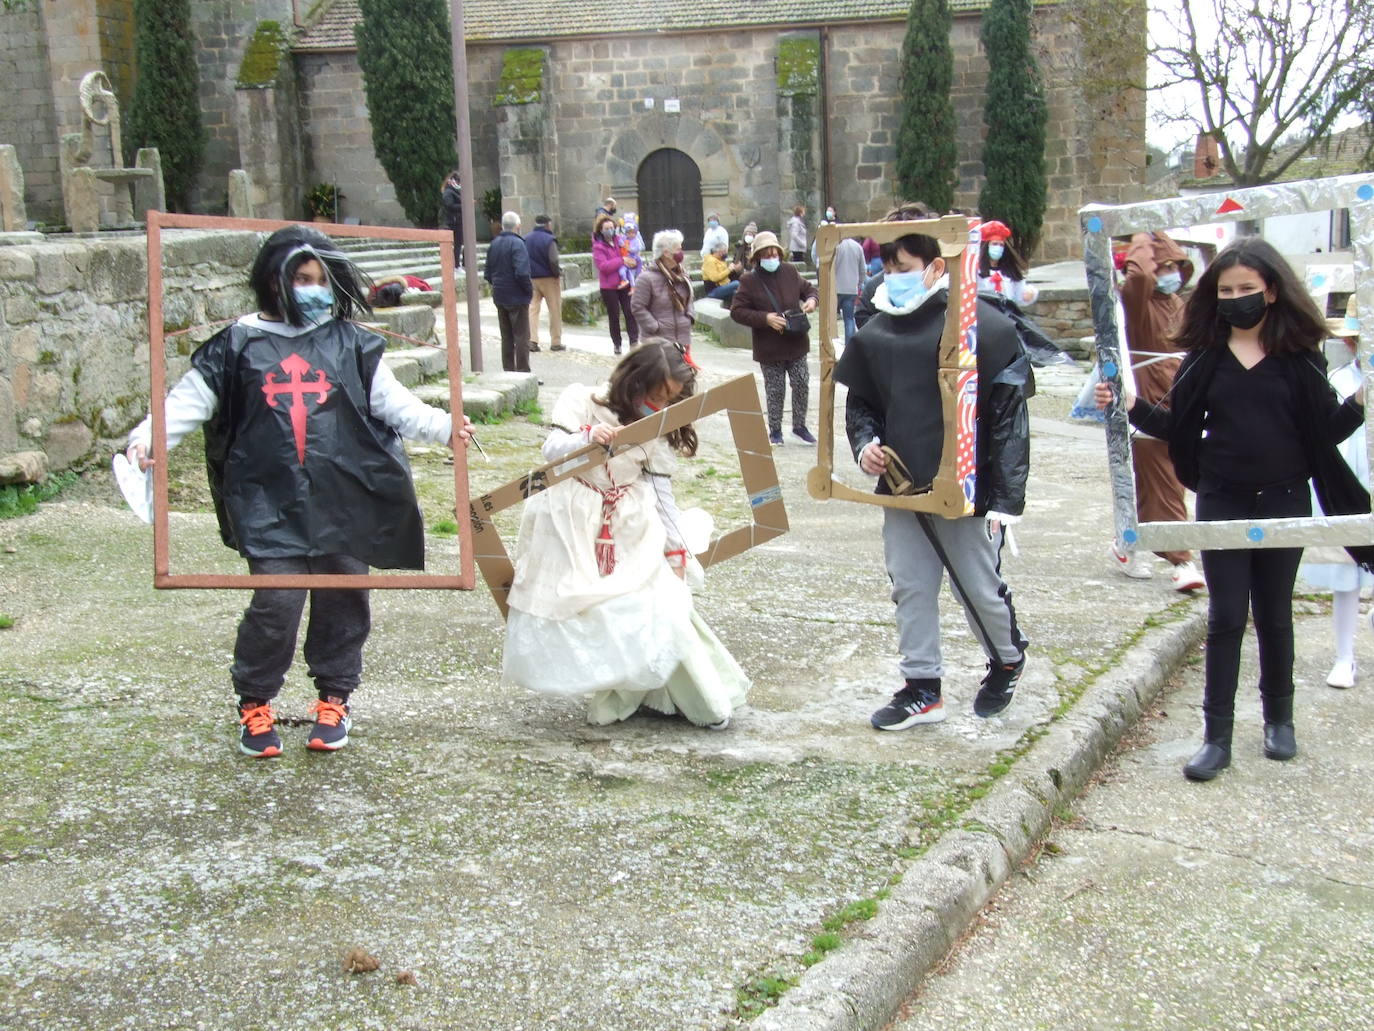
left=1247, top=526, right=1265, bottom=542
left=1103, top=361, right=1118, bottom=378
left=1311, top=274, right=1326, bottom=288
left=1122, top=528, right=1138, bottom=544
left=1087, top=216, right=1103, bottom=233
left=1358, top=184, right=1374, bottom=201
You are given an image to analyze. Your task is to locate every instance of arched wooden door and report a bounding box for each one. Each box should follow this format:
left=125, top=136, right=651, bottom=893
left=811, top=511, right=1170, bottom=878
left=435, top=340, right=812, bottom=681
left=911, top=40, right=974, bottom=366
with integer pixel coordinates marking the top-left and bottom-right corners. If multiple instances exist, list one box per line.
left=636, top=148, right=703, bottom=251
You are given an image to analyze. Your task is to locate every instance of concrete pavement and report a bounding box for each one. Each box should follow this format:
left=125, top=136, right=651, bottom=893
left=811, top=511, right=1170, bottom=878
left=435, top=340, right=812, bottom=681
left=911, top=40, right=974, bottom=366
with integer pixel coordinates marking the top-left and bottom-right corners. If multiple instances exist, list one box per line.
left=0, top=307, right=1219, bottom=1030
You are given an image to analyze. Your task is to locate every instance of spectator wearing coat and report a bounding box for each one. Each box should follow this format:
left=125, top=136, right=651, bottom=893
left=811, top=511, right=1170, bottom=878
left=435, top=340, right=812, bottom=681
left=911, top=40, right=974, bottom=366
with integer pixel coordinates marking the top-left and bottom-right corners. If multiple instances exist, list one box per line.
left=700, top=211, right=729, bottom=257
left=440, top=169, right=464, bottom=268
left=592, top=213, right=638, bottom=355
left=786, top=205, right=808, bottom=262
left=631, top=229, right=697, bottom=358
left=729, top=229, right=819, bottom=445
left=526, top=214, right=563, bottom=352
left=484, top=211, right=533, bottom=372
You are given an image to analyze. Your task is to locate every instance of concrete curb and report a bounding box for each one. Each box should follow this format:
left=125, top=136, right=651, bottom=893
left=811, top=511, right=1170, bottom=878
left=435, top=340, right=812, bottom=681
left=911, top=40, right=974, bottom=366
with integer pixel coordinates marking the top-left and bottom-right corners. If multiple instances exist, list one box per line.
left=753, top=605, right=1208, bottom=1031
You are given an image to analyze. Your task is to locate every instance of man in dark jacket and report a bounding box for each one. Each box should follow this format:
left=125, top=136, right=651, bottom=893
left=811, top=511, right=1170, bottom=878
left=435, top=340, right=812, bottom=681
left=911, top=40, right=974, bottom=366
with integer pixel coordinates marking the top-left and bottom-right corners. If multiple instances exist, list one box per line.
left=484, top=211, right=534, bottom=372
left=525, top=214, right=563, bottom=352
left=440, top=170, right=463, bottom=269
left=835, top=231, right=1031, bottom=731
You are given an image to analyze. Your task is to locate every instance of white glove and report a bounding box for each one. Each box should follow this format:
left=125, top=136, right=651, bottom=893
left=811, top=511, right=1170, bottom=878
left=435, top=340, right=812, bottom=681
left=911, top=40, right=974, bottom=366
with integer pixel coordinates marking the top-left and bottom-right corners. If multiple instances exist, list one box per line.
left=986, top=511, right=1021, bottom=556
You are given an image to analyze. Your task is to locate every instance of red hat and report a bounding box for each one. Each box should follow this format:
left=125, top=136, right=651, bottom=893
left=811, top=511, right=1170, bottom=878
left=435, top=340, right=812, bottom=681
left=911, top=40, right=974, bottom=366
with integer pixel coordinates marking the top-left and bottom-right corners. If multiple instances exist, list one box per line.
left=980, top=220, right=1012, bottom=243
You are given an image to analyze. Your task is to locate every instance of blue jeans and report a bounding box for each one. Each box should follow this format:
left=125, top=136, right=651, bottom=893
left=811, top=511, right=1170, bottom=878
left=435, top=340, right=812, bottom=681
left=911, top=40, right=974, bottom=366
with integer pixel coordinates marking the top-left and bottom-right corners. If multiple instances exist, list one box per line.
left=838, top=293, right=856, bottom=344
left=707, top=281, right=739, bottom=303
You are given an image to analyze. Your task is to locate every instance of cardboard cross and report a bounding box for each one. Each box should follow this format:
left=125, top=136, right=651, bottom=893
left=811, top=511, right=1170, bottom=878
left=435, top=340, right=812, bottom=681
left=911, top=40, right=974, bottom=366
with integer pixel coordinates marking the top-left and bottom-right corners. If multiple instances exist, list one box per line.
left=144, top=211, right=475, bottom=589
left=1083, top=173, right=1374, bottom=553
left=806, top=215, right=981, bottom=516
left=470, top=374, right=787, bottom=618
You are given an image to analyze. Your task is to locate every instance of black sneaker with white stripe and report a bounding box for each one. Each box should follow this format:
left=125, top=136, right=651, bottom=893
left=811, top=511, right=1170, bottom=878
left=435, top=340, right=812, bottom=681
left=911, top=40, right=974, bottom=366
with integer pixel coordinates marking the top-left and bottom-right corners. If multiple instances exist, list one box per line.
left=870, top=679, right=945, bottom=730
left=974, top=654, right=1026, bottom=717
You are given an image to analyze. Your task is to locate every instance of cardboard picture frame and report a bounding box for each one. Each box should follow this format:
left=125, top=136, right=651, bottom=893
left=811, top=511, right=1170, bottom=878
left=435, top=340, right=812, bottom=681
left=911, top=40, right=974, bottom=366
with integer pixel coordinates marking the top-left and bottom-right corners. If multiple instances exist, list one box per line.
left=807, top=215, right=981, bottom=517
left=470, top=374, right=787, bottom=618
left=145, top=211, right=475, bottom=589
left=1083, top=173, right=1374, bottom=552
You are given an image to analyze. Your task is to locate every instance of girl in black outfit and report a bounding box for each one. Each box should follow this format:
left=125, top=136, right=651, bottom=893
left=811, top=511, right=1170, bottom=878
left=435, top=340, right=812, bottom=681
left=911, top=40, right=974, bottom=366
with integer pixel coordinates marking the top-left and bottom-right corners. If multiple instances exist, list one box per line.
left=1099, top=237, right=1367, bottom=781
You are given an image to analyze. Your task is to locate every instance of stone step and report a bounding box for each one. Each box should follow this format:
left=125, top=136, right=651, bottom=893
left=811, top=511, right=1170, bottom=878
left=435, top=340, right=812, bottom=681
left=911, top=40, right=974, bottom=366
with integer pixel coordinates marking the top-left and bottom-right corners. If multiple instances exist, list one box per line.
left=693, top=298, right=752, bottom=349
left=412, top=371, right=539, bottom=421
left=379, top=345, right=450, bottom=388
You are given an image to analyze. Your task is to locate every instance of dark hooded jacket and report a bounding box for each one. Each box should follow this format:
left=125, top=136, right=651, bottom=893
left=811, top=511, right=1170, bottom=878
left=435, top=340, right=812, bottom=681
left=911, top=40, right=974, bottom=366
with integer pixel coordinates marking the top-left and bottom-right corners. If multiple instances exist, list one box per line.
left=835, top=290, right=1032, bottom=517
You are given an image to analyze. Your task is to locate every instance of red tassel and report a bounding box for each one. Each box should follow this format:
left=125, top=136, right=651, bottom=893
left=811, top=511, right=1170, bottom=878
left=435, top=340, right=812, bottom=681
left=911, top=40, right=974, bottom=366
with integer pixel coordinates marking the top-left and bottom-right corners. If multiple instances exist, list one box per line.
left=595, top=517, right=616, bottom=576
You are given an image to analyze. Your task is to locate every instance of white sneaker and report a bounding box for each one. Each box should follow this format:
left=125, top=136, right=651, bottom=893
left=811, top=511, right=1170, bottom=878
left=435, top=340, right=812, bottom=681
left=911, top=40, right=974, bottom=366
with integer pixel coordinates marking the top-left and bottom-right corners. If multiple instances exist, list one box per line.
left=1170, top=561, right=1206, bottom=592
left=1108, top=542, right=1152, bottom=580
left=1327, top=658, right=1357, bottom=689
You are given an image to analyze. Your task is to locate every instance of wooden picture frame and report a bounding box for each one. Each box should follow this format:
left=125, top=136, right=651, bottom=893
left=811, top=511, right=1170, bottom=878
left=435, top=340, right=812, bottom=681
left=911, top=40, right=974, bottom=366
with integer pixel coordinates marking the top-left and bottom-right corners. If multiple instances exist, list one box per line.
left=145, top=211, right=475, bottom=589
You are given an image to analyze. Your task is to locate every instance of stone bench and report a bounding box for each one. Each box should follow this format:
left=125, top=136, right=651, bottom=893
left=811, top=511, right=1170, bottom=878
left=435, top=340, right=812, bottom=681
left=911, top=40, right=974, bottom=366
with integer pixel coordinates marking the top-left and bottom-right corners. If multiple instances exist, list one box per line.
left=412, top=370, right=539, bottom=422
left=561, top=283, right=606, bottom=326
left=381, top=345, right=450, bottom=388
left=694, top=298, right=752, bottom=350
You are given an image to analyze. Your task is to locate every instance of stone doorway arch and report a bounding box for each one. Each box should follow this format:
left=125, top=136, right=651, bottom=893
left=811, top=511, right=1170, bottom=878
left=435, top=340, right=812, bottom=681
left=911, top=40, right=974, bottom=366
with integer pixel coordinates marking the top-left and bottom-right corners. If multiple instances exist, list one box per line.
left=637, top=149, right=702, bottom=251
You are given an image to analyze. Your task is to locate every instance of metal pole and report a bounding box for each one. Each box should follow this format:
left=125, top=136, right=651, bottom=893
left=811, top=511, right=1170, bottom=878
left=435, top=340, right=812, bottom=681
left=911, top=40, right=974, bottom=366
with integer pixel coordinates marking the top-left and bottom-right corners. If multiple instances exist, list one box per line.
left=449, top=0, right=484, bottom=372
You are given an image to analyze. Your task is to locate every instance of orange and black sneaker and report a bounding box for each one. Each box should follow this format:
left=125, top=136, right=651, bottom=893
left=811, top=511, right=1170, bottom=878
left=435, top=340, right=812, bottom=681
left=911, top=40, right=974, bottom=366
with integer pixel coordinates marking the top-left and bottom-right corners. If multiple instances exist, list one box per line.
left=238, top=700, right=282, bottom=758
left=306, top=696, right=352, bottom=752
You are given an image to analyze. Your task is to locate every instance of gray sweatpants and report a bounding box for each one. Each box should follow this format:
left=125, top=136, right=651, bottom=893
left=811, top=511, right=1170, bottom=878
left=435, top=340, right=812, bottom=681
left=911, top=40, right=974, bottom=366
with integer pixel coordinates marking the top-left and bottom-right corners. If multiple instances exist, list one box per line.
left=883, top=509, right=1027, bottom=681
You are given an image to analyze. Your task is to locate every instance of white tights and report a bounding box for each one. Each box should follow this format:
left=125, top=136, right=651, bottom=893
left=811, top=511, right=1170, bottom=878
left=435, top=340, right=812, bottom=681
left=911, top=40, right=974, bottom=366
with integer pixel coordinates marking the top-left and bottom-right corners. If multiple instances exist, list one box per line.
left=1332, top=588, right=1361, bottom=664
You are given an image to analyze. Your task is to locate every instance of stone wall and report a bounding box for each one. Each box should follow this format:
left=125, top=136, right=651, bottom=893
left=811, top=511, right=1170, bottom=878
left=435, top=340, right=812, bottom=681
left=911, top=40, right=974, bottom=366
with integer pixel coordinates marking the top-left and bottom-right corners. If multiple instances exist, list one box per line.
left=0, top=230, right=261, bottom=470
left=187, top=0, right=297, bottom=212
left=297, top=12, right=1143, bottom=261
left=295, top=52, right=409, bottom=226
left=0, top=3, right=59, bottom=225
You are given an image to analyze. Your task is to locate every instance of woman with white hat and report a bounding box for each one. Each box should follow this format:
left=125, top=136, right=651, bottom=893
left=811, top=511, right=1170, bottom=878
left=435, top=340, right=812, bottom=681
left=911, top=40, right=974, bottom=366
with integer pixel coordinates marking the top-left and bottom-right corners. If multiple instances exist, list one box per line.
left=728, top=230, right=819, bottom=445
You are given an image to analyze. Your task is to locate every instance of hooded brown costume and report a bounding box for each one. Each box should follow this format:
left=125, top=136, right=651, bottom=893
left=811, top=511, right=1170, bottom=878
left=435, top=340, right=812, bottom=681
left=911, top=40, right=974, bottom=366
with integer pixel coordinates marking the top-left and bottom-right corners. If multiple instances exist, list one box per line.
left=1122, top=231, right=1195, bottom=566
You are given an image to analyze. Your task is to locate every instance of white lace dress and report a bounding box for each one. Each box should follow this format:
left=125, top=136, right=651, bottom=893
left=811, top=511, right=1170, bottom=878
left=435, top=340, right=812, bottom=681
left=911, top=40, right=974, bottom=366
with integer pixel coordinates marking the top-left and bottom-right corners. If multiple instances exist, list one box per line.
left=501, top=384, right=750, bottom=725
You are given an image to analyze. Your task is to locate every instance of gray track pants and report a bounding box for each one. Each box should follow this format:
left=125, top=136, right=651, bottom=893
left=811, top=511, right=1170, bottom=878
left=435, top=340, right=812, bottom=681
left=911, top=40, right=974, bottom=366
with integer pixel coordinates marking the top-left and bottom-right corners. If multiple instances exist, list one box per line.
left=882, top=509, right=1027, bottom=680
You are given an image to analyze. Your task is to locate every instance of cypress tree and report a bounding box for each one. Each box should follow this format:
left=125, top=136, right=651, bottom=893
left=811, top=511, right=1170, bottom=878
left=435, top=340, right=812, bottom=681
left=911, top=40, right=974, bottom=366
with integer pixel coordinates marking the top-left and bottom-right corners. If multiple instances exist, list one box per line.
left=355, top=0, right=457, bottom=227
left=978, top=0, right=1048, bottom=254
left=895, top=0, right=957, bottom=213
left=124, top=0, right=205, bottom=212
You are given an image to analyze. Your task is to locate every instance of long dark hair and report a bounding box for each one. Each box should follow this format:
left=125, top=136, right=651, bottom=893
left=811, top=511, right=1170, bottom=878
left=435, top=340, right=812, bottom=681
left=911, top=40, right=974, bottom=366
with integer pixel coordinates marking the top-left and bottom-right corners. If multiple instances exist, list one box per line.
left=1174, top=236, right=1325, bottom=355
left=249, top=225, right=373, bottom=326
left=595, top=340, right=699, bottom=456
left=979, top=240, right=1026, bottom=280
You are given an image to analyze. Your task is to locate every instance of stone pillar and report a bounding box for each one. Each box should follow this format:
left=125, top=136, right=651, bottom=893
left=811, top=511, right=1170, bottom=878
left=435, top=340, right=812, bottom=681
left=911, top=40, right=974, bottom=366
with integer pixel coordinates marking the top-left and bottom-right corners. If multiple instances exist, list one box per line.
left=776, top=32, right=822, bottom=227
left=0, top=146, right=27, bottom=231
left=228, top=169, right=255, bottom=218
left=233, top=20, right=304, bottom=220
left=494, top=47, right=559, bottom=222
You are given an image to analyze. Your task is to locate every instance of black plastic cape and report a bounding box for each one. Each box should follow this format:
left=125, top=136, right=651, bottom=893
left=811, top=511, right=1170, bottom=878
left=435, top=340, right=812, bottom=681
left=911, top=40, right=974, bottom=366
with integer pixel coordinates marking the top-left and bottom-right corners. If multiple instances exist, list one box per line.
left=190, top=320, right=426, bottom=569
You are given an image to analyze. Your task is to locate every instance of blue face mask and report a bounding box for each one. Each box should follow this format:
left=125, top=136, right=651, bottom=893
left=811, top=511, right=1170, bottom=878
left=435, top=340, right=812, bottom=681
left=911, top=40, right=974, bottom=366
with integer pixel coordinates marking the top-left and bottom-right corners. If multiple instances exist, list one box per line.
left=885, top=269, right=928, bottom=307
left=760, top=257, right=781, bottom=273
left=988, top=243, right=1005, bottom=261
left=293, top=284, right=334, bottom=322
left=638, top=403, right=658, bottom=418
left=1156, top=271, right=1183, bottom=295
left=707, top=220, right=719, bottom=229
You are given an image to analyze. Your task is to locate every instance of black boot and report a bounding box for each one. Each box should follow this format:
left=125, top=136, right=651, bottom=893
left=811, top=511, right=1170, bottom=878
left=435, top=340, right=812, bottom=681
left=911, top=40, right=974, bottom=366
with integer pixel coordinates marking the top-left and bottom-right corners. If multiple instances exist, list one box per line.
left=1184, top=718, right=1232, bottom=782
left=1263, top=722, right=1297, bottom=760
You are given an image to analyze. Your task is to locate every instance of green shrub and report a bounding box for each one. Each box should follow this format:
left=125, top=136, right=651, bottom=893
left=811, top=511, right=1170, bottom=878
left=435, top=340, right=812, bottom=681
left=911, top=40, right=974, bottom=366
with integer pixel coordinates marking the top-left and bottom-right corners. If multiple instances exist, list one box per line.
left=125, top=0, right=206, bottom=211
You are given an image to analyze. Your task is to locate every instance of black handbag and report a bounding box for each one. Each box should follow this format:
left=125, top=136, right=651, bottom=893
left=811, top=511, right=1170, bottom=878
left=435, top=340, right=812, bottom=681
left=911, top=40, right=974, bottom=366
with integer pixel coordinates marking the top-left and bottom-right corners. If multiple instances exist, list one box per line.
left=760, top=279, right=812, bottom=335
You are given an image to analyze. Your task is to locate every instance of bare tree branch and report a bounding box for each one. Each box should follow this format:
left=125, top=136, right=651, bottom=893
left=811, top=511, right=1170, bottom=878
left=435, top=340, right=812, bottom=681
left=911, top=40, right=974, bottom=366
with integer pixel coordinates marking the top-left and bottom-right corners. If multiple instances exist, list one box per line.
left=1149, top=0, right=1374, bottom=184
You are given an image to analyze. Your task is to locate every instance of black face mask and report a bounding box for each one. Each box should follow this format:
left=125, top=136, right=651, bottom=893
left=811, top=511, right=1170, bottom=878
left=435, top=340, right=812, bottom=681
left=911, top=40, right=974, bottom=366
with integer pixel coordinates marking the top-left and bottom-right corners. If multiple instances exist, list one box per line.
left=1217, top=291, right=1267, bottom=329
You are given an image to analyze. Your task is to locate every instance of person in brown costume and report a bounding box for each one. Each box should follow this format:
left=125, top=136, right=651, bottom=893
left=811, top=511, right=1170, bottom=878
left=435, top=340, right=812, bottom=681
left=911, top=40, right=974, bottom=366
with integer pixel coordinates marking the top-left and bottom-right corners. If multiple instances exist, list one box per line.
left=1112, top=231, right=1206, bottom=592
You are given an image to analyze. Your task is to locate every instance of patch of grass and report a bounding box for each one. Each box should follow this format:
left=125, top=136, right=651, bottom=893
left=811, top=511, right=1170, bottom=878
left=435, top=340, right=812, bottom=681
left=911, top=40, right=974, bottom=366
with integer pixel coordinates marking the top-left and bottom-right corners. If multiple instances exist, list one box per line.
left=0, top=470, right=79, bottom=520
left=513, top=398, right=543, bottom=421
left=800, top=931, right=841, bottom=967
left=0, top=615, right=13, bottom=629
left=735, top=973, right=797, bottom=1020
left=430, top=518, right=459, bottom=537
left=821, top=897, right=878, bottom=932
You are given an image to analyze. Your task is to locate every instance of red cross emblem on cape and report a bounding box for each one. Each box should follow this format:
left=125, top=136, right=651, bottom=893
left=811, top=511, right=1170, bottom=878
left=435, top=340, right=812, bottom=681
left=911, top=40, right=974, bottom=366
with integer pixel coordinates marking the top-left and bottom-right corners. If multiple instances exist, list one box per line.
left=261, top=352, right=332, bottom=465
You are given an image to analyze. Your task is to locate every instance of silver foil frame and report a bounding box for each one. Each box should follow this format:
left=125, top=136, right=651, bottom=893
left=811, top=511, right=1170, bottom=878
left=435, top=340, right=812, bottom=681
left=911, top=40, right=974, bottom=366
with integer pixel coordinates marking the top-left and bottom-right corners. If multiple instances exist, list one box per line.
left=1082, top=173, right=1374, bottom=552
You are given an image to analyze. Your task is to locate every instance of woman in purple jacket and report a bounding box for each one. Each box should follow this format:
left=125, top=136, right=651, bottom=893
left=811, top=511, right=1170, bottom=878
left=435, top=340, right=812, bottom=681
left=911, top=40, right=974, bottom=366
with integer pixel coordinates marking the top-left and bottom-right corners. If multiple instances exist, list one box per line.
left=592, top=214, right=638, bottom=355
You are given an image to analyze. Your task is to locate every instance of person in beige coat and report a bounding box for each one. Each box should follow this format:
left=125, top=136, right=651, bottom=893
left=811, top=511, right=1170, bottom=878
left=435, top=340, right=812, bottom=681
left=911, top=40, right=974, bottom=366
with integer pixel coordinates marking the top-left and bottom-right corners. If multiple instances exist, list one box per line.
left=631, top=229, right=696, bottom=359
